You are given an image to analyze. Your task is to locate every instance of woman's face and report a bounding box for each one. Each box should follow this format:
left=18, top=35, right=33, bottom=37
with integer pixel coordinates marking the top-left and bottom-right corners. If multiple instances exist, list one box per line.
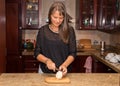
left=50, top=10, right=64, bottom=27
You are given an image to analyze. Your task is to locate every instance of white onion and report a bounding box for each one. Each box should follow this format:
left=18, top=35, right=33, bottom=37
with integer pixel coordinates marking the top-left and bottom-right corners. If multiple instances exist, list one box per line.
left=56, top=71, right=63, bottom=79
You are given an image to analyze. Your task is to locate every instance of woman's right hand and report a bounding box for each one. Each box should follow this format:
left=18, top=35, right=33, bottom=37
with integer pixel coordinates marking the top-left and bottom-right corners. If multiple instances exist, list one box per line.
left=45, top=59, right=56, bottom=72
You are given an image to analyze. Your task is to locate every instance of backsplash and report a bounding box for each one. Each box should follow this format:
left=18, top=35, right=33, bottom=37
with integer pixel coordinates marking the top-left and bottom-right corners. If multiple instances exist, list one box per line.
left=110, top=32, right=120, bottom=47
left=22, top=29, right=111, bottom=45
left=22, top=30, right=38, bottom=41
left=75, top=30, right=111, bottom=45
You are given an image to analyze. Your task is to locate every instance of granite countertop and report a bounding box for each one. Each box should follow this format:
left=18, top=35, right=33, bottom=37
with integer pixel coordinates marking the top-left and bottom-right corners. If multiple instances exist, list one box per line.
left=93, top=51, right=120, bottom=73
left=0, top=73, right=119, bottom=86
left=22, top=46, right=120, bottom=73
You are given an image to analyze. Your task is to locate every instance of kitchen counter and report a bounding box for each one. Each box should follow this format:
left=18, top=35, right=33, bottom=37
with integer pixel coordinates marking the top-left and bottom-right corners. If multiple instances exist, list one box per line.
left=22, top=47, right=120, bottom=73
left=0, top=73, right=119, bottom=86
left=77, top=49, right=120, bottom=73
left=93, top=51, right=120, bottom=73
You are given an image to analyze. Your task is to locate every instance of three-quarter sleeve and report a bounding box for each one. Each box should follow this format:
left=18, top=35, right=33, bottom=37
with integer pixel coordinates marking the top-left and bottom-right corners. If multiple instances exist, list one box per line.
left=34, top=28, right=43, bottom=59
left=68, top=27, right=76, bottom=58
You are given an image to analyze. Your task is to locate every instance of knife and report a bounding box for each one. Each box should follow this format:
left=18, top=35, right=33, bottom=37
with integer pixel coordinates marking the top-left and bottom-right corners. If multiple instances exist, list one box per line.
left=55, top=67, right=59, bottom=71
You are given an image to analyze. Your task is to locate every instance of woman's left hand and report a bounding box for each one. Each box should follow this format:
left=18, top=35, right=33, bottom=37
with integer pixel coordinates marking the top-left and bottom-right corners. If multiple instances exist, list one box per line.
left=59, top=65, right=67, bottom=76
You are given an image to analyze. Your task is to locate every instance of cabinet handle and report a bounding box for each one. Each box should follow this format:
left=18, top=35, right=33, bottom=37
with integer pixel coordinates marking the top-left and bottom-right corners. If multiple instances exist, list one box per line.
left=19, top=56, right=22, bottom=59
left=95, top=59, right=99, bottom=63
left=107, top=68, right=111, bottom=71
left=19, top=27, right=22, bottom=29
left=33, top=64, right=36, bottom=66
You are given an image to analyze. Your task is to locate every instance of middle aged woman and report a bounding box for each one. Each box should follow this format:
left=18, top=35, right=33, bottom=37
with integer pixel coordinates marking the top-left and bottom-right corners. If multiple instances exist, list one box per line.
left=34, top=1, right=76, bottom=76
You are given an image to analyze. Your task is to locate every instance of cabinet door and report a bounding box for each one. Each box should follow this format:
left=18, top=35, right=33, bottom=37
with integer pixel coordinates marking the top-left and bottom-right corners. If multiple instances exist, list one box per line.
left=71, top=55, right=90, bottom=73
left=6, top=0, right=23, bottom=73
left=6, top=1, right=20, bottom=54
left=22, top=0, right=41, bottom=29
left=0, top=0, right=6, bottom=73
left=92, top=57, right=117, bottom=73
left=23, top=55, right=39, bottom=73
left=76, top=0, right=97, bottom=30
left=97, top=0, right=116, bottom=30
left=92, top=58, right=107, bottom=73
left=6, top=55, right=24, bottom=73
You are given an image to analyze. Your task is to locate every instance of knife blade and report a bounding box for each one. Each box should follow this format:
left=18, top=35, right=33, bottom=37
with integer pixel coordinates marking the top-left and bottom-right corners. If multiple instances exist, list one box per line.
left=55, top=67, right=59, bottom=71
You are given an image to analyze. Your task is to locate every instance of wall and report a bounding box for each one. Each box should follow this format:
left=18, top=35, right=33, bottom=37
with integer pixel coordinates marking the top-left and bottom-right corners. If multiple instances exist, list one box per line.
left=24, top=0, right=111, bottom=45
left=110, top=32, right=120, bottom=46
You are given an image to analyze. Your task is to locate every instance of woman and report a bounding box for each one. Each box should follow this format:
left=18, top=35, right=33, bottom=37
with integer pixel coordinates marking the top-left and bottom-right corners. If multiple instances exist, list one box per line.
left=34, top=1, right=76, bottom=76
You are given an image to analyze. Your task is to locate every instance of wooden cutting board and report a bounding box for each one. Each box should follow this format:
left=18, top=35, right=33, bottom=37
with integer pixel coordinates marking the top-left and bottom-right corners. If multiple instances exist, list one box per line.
left=45, top=77, right=70, bottom=84
left=79, top=39, right=92, bottom=49
left=79, top=39, right=91, bottom=45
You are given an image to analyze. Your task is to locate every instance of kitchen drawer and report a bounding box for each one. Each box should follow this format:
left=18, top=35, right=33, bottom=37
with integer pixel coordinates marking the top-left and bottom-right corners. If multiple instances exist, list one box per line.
left=23, top=55, right=39, bottom=73
left=24, top=55, right=37, bottom=61
left=24, top=68, right=38, bottom=73
left=24, top=61, right=39, bottom=68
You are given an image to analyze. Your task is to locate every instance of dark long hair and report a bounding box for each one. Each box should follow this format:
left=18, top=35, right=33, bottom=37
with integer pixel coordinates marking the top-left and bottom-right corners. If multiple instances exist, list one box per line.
left=48, top=1, right=70, bottom=44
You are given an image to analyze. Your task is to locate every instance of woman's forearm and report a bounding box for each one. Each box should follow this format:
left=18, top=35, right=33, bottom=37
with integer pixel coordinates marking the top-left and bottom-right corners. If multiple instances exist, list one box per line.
left=61, top=55, right=74, bottom=67
left=37, top=54, right=51, bottom=64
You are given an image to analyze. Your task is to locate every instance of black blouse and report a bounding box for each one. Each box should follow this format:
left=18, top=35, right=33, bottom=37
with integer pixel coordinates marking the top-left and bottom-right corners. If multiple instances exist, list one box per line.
left=34, top=24, right=76, bottom=73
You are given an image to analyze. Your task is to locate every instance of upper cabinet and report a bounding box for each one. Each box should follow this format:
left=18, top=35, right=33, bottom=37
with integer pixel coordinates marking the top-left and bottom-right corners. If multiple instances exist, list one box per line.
left=76, top=0, right=117, bottom=30
left=6, top=0, right=21, bottom=54
left=76, top=0, right=97, bottom=30
left=22, top=0, right=41, bottom=29
left=97, top=0, right=116, bottom=30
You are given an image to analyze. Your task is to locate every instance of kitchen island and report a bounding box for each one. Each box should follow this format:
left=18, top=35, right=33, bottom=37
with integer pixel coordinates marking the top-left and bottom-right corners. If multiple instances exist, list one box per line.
left=0, top=73, right=119, bottom=86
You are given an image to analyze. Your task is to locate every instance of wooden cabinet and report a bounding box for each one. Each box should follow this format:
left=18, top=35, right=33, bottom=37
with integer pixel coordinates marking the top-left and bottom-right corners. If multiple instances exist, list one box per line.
left=21, top=0, right=41, bottom=29
left=97, top=0, right=116, bottom=30
left=20, top=0, right=42, bottom=72
left=6, top=0, right=41, bottom=73
left=6, top=0, right=21, bottom=55
left=92, top=57, right=117, bottom=73
left=76, top=0, right=97, bottom=30
left=76, top=0, right=117, bottom=30
left=6, top=55, right=24, bottom=73
left=71, top=55, right=117, bottom=73
left=23, top=55, right=39, bottom=73
left=71, top=55, right=89, bottom=73
left=0, top=0, right=6, bottom=73
left=6, top=0, right=23, bottom=73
